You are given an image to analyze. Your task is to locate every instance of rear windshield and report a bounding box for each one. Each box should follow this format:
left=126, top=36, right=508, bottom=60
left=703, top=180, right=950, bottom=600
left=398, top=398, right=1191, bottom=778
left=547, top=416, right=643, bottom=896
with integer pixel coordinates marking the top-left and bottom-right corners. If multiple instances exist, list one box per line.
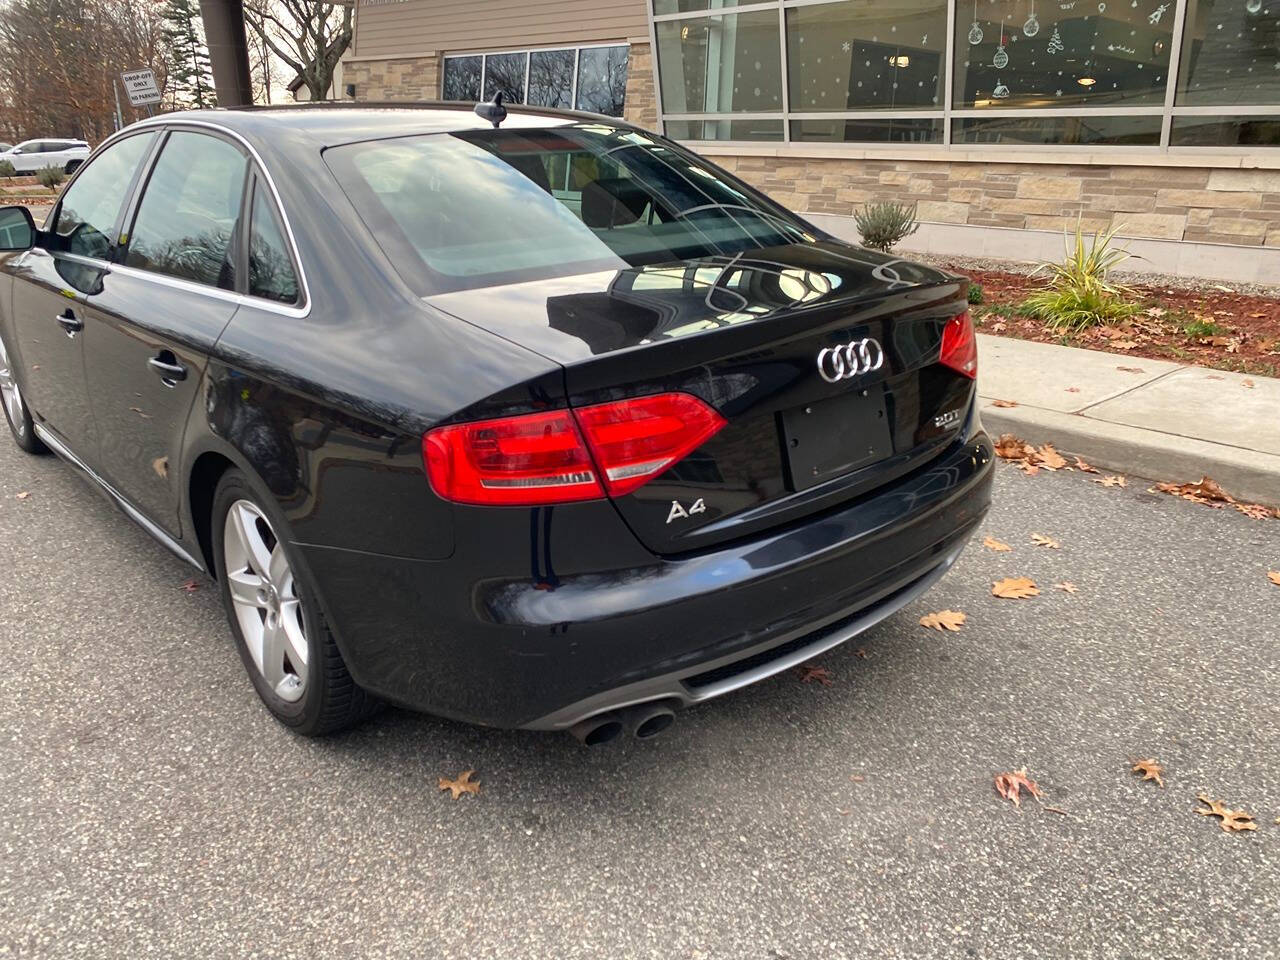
left=324, top=122, right=814, bottom=294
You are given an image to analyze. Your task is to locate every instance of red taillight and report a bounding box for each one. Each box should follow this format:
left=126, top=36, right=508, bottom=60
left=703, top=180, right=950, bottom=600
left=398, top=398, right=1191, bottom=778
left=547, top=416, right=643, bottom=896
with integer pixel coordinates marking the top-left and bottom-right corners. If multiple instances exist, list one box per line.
left=423, top=392, right=726, bottom=505
left=939, top=311, right=978, bottom=379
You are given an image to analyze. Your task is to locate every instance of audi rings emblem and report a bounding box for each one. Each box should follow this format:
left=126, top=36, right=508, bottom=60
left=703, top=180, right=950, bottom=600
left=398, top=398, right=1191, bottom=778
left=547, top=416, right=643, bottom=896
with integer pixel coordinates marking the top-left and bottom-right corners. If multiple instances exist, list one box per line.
left=816, top=338, right=885, bottom=383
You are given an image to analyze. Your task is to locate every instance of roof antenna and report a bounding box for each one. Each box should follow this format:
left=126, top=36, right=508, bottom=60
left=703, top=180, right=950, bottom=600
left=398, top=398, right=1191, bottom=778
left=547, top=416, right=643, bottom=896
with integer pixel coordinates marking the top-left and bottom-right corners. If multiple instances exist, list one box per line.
left=474, top=91, right=507, bottom=128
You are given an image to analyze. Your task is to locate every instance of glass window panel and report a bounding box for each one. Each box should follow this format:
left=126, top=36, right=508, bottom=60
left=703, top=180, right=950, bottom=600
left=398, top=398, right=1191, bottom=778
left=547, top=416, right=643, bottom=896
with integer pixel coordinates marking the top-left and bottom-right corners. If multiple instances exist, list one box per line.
left=653, top=0, right=745, bottom=15
left=952, top=0, right=1172, bottom=108
left=791, top=117, right=943, bottom=143
left=787, top=0, right=948, bottom=111
left=528, top=49, right=576, bottom=108
left=51, top=132, right=155, bottom=259
left=248, top=183, right=299, bottom=304
left=664, top=118, right=786, bottom=140
left=126, top=132, right=247, bottom=289
left=1176, top=1, right=1280, bottom=106
left=576, top=46, right=630, bottom=116
left=952, top=114, right=1162, bottom=145
left=1170, top=114, right=1280, bottom=146
left=656, top=11, right=783, bottom=113
left=443, top=56, right=482, bottom=101
left=484, top=52, right=527, bottom=103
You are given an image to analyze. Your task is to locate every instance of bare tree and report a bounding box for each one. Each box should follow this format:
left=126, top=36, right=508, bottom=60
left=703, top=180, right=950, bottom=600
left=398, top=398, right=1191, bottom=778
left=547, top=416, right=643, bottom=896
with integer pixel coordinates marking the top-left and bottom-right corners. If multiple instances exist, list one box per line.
left=242, top=0, right=351, bottom=102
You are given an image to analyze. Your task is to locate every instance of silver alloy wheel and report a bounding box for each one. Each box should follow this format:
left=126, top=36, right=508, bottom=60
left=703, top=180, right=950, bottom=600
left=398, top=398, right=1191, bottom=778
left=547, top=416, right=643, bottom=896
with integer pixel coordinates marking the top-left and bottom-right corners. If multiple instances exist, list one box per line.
left=0, top=336, right=26, bottom=439
left=223, top=499, right=309, bottom=702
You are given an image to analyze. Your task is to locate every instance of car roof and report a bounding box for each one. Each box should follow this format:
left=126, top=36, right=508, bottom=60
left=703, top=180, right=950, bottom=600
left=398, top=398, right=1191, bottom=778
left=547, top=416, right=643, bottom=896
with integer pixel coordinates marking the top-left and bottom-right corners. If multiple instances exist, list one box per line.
left=140, top=102, right=623, bottom=150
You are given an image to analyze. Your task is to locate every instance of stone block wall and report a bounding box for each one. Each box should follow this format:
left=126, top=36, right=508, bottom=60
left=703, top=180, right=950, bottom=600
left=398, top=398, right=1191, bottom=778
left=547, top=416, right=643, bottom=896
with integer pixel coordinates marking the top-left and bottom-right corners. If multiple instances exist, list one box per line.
left=346, top=54, right=441, bottom=102
left=622, top=42, right=657, bottom=132
left=707, top=155, right=1280, bottom=247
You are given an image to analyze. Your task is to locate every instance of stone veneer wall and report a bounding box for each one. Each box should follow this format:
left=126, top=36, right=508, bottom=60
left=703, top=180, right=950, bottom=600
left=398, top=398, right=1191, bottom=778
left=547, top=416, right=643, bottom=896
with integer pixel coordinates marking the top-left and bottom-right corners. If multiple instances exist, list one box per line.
left=622, top=42, right=657, bottom=131
left=346, top=54, right=442, bottom=101
left=708, top=155, right=1280, bottom=248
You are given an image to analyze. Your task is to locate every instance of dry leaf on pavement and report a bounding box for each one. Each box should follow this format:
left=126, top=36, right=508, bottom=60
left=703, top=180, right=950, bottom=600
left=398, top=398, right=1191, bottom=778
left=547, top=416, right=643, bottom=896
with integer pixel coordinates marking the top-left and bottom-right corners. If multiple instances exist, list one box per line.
left=994, top=769, right=1044, bottom=807
left=798, top=665, right=833, bottom=686
left=1030, top=534, right=1060, bottom=549
left=1036, top=445, right=1068, bottom=471
left=1269, top=571, right=1280, bottom=587
left=992, top=577, right=1039, bottom=599
left=438, top=770, right=481, bottom=800
left=180, top=579, right=199, bottom=593
left=855, top=648, right=868, bottom=659
left=1065, top=387, right=1081, bottom=393
left=1195, top=794, right=1256, bottom=833
left=14, top=491, right=30, bottom=501
left=1072, top=457, right=1098, bottom=474
left=994, top=433, right=1036, bottom=461
left=919, top=610, right=967, bottom=632
left=1131, top=759, right=1165, bottom=788
left=1093, top=475, right=1127, bottom=488
left=1116, top=366, right=1146, bottom=373
left=992, top=399, right=1018, bottom=408
left=1243, top=379, right=1255, bottom=389
left=982, top=536, right=1012, bottom=552
left=1054, top=582, right=1078, bottom=593
left=1153, top=476, right=1278, bottom=519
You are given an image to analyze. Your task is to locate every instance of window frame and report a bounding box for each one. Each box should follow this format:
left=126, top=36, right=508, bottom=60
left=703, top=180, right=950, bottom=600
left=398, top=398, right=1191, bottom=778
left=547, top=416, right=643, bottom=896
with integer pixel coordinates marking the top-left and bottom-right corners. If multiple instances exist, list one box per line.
left=646, top=0, right=1280, bottom=153
left=442, top=41, right=631, bottom=116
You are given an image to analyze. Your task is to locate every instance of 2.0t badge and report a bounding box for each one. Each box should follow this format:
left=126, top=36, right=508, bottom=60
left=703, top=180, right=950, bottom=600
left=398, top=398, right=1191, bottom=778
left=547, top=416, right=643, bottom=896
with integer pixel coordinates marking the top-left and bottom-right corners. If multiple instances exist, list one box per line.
left=816, top=338, right=885, bottom=383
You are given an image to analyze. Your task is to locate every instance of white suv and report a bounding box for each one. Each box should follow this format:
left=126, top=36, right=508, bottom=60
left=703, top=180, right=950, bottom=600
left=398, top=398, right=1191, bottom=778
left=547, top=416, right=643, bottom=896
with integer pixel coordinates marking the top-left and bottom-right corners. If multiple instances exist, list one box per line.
left=0, top=139, right=91, bottom=174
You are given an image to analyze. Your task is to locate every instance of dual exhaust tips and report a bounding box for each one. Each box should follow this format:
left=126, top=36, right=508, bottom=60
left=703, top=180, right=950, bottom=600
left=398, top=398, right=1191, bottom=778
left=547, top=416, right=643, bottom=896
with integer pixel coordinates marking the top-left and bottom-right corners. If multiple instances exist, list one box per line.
left=569, top=701, right=677, bottom=746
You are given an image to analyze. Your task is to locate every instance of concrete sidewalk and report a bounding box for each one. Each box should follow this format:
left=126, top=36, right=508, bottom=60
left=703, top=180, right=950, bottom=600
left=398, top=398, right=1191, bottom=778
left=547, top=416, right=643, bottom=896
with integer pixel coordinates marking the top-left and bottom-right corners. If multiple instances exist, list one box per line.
left=976, top=333, right=1280, bottom=506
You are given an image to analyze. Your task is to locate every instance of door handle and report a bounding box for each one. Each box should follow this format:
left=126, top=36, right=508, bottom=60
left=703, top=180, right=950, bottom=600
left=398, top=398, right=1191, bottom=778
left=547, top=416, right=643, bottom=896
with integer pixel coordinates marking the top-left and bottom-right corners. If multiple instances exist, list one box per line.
left=55, top=309, right=83, bottom=337
left=148, top=352, right=187, bottom=386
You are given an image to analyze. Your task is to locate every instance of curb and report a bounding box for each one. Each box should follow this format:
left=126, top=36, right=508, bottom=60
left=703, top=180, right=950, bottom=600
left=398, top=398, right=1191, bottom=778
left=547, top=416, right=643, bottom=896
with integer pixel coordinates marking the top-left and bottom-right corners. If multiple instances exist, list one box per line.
left=979, top=401, right=1280, bottom=509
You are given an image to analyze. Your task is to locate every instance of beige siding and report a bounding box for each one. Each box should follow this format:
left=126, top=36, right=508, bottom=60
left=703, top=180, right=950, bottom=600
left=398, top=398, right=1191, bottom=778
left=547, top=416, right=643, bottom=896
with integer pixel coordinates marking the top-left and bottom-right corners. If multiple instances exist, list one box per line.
left=355, top=0, right=648, bottom=58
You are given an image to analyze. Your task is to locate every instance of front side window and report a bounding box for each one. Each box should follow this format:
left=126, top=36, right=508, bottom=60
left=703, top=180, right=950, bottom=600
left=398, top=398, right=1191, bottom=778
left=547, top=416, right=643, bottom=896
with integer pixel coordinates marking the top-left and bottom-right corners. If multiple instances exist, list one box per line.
left=51, top=132, right=156, bottom=259
left=126, top=131, right=247, bottom=289
left=326, top=124, right=808, bottom=295
left=247, top=182, right=300, bottom=304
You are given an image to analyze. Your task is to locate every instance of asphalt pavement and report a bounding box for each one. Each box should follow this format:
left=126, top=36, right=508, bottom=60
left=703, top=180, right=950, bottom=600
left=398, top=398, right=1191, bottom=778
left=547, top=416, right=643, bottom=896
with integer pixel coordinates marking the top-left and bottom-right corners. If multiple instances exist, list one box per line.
left=1, top=433, right=1278, bottom=959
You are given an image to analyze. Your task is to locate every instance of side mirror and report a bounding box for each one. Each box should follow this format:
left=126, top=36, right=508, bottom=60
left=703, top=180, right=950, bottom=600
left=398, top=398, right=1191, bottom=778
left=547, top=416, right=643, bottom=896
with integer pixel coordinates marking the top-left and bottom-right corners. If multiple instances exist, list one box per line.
left=10, top=147, right=22, bottom=155
left=0, top=205, right=36, bottom=252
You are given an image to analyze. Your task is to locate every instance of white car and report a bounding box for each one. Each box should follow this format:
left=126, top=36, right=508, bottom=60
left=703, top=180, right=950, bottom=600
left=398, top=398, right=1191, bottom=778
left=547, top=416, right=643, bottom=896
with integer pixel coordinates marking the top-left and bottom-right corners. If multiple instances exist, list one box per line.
left=0, top=138, right=91, bottom=174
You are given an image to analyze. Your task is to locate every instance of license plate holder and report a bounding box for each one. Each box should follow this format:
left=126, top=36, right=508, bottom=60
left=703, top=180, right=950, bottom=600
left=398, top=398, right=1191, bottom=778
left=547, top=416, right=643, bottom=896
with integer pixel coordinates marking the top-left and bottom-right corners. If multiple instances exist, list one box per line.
left=782, top=390, right=893, bottom=492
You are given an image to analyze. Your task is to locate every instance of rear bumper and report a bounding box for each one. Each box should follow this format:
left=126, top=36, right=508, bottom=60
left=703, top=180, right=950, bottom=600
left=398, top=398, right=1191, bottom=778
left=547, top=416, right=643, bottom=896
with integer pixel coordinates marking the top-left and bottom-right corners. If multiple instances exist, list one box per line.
left=299, top=426, right=994, bottom=729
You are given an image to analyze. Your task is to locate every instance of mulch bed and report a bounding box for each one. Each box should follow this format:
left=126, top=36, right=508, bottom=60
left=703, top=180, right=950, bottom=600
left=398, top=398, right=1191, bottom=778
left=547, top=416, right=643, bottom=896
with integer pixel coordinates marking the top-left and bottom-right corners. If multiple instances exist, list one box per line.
left=951, top=267, right=1280, bottom=379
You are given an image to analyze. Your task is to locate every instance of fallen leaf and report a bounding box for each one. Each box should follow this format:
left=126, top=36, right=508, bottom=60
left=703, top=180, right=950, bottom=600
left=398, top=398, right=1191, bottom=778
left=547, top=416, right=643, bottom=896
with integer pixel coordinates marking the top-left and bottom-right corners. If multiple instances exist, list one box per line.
left=919, top=610, right=967, bottom=632
left=1054, top=582, right=1078, bottom=594
left=991, top=320, right=1008, bottom=333
left=180, top=579, right=199, bottom=593
left=1268, top=571, right=1280, bottom=587
left=994, top=433, right=1035, bottom=461
left=1072, top=457, right=1098, bottom=474
left=438, top=770, right=481, bottom=800
left=1144, top=306, right=1167, bottom=318
left=1065, top=387, right=1081, bottom=393
left=798, top=665, right=833, bottom=686
left=1131, top=759, right=1165, bottom=788
left=14, top=491, right=30, bottom=501
left=1206, top=375, right=1225, bottom=381
left=855, top=647, right=869, bottom=659
left=850, top=775, right=866, bottom=783
left=1210, top=284, right=1236, bottom=293
left=1195, top=794, right=1256, bottom=833
left=991, top=399, right=1018, bottom=408
left=1111, top=340, right=1138, bottom=350
left=128, top=406, right=153, bottom=419
left=1018, top=462, right=1041, bottom=477
left=1035, top=444, right=1068, bottom=471
left=1243, top=379, right=1255, bottom=389
left=1248, top=312, right=1266, bottom=319
left=982, top=535, right=1012, bottom=552
left=992, top=577, right=1039, bottom=599
left=1030, top=534, right=1060, bottom=549
left=994, top=768, right=1044, bottom=807
left=1094, top=475, right=1127, bottom=488
left=1236, top=503, right=1278, bottom=521
left=1116, top=365, right=1146, bottom=373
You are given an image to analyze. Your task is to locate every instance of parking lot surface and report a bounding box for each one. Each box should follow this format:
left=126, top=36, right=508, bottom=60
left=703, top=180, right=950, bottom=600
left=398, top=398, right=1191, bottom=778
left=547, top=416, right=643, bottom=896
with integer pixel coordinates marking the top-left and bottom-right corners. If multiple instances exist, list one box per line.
left=1, top=435, right=1277, bottom=958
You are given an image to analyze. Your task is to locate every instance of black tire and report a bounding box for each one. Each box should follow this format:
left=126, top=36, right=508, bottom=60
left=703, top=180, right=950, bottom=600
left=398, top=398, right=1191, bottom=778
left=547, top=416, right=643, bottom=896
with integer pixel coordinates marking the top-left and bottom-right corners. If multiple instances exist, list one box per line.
left=0, top=335, right=48, bottom=455
left=64, top=160, right=81, bottom=174
left=211, top=468, right=377, bottom=735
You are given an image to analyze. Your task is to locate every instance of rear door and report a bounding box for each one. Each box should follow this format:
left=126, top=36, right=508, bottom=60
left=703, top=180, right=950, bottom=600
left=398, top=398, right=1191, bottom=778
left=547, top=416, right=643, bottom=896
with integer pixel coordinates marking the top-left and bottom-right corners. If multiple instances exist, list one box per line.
left=5, top=130, right=158, bottom=454
left=81, top=128, right=247, bottom=536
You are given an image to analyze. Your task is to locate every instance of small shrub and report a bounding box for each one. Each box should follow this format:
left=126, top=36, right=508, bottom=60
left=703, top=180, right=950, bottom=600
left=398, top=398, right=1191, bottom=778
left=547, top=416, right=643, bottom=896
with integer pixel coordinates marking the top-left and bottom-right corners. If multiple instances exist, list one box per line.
left=36, top=165, right=66, bottom=190
left=1019, top=218, right=1138, bottom=332
left=855, top=201, right=919, bottom=252
left=967, top=282, right=984, bottom=305
left=0, top=160, right=15, bottom=178
left=1182, top=316, right=1224, bottom=338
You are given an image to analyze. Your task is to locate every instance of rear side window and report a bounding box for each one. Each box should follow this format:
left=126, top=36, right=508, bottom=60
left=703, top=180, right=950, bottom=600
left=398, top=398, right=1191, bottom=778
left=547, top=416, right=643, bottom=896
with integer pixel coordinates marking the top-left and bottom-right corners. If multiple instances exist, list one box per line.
left=126, top=131, right=247, bottom=289
left=51, top=132, right=156, bottom=260
left=247, top=182, right=299, bottom=304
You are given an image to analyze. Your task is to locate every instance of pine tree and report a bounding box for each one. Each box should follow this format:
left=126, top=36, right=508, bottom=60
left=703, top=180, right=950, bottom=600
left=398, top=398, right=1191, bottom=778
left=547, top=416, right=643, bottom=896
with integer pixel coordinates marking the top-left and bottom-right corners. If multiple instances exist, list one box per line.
left=163, top=0, right=216, bottom=109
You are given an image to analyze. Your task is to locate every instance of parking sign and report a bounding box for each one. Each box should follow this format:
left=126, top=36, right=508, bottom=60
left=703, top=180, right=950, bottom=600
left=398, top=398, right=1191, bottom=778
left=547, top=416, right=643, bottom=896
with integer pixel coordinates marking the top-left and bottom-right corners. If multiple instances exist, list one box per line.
left=121, top=69, right=162, bottom=107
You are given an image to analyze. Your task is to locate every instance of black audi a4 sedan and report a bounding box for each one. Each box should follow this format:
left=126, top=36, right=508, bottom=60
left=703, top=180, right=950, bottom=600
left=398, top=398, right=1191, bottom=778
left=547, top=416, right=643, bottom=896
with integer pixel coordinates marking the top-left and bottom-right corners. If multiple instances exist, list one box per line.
left=0, top=104, right=992, bottom=742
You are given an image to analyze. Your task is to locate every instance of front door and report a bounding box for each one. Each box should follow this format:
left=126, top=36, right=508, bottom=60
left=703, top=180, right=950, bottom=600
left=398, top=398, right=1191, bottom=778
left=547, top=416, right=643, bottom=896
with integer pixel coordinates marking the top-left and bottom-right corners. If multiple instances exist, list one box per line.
left=84, top=129, right=247, bottom=536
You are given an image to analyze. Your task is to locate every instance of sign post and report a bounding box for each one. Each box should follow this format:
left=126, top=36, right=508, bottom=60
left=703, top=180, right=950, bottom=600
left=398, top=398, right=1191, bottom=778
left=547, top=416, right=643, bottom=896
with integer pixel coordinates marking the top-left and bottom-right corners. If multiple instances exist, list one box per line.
left=120, top=69, right=162, bottom=116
